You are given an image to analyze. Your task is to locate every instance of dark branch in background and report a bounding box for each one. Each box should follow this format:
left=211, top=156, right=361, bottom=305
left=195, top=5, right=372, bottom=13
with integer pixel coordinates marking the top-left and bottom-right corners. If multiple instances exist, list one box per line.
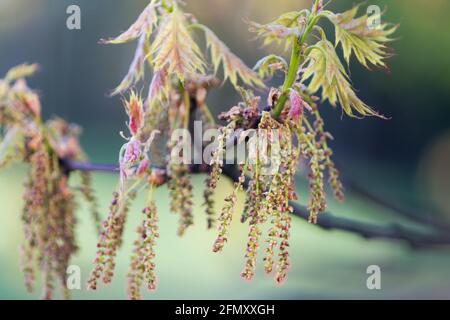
left=342, top=175, right=450, bottom=232
left=62, top=160, right=119, bottom=173
left=62, top=159, right=450, bottom=248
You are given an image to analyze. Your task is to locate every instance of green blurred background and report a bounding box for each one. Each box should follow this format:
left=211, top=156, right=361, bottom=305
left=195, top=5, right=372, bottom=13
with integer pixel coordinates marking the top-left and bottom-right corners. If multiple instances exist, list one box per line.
left=1, top=0, right=450, bottom=299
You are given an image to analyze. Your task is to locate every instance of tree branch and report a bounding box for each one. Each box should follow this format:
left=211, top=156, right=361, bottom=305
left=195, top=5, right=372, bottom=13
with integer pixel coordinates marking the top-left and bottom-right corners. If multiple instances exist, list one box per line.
left=61, top=159, right=120, bottom=173
left=63, top=159, right=450, bottom=248
left=220, top=165, right=450, bottom=248
left=342, top=174, right=450, bottom=233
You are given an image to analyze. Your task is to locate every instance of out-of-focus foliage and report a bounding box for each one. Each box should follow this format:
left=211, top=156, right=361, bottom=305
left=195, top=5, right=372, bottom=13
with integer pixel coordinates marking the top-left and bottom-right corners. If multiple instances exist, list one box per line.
left=0, top=65, right=100, bottom=299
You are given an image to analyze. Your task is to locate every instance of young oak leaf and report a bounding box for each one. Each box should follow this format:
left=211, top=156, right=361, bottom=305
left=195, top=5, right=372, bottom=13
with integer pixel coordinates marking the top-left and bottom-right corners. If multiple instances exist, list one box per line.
left=302, top=40, right=384, bottom=118
left=101, top=1, right=159, bottom=95
left=327, top=6, right=398, bottom=68
left=253, top=54, right=288, bottom=79
left=150, top=9, right=206, bottom=81
left=147, top=68, right=170, bottom=102
left=111, top=33, right=150, bottom=96
left=248, top=11, right=307, bottom=48
left=249, top=21, right=301, bottom=46
left=199, top=25, right=264, bottom=89
left=100, top=1, right=158, bottom=45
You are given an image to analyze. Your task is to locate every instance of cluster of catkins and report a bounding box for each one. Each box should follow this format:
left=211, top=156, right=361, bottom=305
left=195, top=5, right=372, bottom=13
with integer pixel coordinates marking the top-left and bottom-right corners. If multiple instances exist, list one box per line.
left=0, top=65, right=99, bottom=299
left=86, top=0, right=263, bottom=299
left=202, top=0, right=396, bottom=284
left=86, top=90, right=159, bottom=296
left=86, top=77, right=221, bottom=299
left=206, top=86, right=345, bottom=284
left=86, top=0, right=393, bottom=298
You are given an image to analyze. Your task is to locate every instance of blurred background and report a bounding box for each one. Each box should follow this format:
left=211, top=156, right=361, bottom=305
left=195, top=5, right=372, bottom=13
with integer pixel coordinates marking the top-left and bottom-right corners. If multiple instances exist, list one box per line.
left=1, top=0, right=450, bottom=299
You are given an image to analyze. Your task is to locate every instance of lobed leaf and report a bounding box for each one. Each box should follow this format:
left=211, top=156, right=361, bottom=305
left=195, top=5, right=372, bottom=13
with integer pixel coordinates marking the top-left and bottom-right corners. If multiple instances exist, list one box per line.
left=101, top=1, right=158, bottom=45
left=147, top=68, right=170, bottom=102
left=111, top=33, right=150, bottom=96
left=253, top=54, right=288, bottom=79
left=200, top=25, right=265, bottom=89
left=328, top=6, right=398, bottom=68
left=150, top=9, right=206, bottom=81
left=303, top=40, right=384, bottom=118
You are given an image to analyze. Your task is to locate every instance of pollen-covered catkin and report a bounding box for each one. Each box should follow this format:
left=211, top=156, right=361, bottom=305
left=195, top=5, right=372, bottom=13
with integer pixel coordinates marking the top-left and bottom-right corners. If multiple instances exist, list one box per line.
left=127, top=200, right=159, bottom=300
left=209, top=124, right=234, bottom=190
left=88, top=191, right=132, bottom=290
left=212, top=166, right=245, bottom=252
left=80, top=171, right=102, bottom=233
left=203, top=175, right=215, bottom=229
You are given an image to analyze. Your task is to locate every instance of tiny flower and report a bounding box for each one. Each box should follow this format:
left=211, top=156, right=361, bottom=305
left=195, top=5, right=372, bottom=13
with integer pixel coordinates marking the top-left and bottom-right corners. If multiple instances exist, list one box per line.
left=127, top=138, right=142, bottom=163
left=120, top=139, right=142, bottom=191
left=148, top=68, right=169, bottom=101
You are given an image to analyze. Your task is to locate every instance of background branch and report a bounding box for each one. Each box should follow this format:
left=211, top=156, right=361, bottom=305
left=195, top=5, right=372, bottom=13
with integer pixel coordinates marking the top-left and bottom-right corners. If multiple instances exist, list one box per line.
left=62, top=159, right=450, bottom=248
left=342, top=174, right=450, bottom=233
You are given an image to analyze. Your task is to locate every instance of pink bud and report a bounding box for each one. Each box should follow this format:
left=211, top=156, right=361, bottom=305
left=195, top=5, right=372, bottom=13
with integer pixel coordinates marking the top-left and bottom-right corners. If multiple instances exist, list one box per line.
left=289, top=90, right=303, bottom=122
left=126, top=93, right=144, bottom=136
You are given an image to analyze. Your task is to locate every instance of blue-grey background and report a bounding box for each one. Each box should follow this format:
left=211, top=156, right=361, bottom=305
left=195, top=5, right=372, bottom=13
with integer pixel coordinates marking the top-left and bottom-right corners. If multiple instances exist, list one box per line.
left=0, top=0, right=450, bottom=299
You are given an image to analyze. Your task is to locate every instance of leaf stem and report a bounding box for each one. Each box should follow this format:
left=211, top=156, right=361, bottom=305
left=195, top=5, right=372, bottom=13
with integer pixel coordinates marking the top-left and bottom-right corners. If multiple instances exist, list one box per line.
left=272, top=37, right=302, bottom=119
left=271, top=4, right=322, bottom=119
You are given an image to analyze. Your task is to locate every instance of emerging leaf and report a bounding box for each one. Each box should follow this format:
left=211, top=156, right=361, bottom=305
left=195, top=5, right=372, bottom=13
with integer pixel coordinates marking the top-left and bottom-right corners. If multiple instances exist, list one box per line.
left=101, top=1, right=158, bottom=44
left=248, top=11, right=307, bottom=48
left=147, top=68, right=170, bottom=102
left=4, top=64, right=39, bottom=83
left=111, top=34, right=150, bottom=96
left=303, top=40, right=384, bottom=118
left=201, top=25, right=264, bottom=88
left=150, top=9, right=206, bottom=81
left=102, top=1, right=159, bottom=95
left=328, top=6, right=398, bottom=68
left=253, top=54, right=288, bottom=79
